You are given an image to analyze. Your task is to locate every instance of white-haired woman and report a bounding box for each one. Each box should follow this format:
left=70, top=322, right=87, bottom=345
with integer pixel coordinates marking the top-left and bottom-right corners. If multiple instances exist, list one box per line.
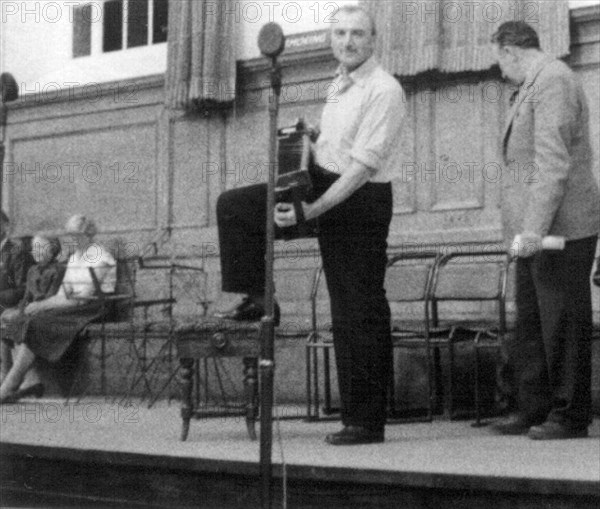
left=0, top=215, right=116, bottom=403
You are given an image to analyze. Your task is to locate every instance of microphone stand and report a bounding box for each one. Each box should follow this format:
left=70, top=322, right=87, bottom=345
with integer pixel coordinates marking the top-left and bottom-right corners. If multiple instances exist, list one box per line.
left=0, top=105, right=5, bottom=225
left=256, top=22, right=285, bottom=508
left=0, top=102, right=8, bottom=224
left=259, top=49, right=281, bottom=509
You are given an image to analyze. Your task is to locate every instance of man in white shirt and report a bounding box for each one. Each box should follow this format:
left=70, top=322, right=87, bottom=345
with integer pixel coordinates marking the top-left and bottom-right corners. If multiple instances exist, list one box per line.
left=215, top=5, right=404, bottom=444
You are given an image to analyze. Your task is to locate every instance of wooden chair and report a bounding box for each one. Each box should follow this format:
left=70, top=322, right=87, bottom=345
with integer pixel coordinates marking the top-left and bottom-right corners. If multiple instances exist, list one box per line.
left=176, top=319, right=261, bottom=441
left=176, top=259, right=316, bottom=442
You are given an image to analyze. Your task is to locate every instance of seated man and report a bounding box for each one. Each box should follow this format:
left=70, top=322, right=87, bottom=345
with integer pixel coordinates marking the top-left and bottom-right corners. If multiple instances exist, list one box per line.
left=0, top=211, right=34, bottom=313
left=214, top=5, right=405, bottom=445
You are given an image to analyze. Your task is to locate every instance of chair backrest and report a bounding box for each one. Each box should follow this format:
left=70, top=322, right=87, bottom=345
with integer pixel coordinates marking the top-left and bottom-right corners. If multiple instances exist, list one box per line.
left=88, top=238, right=137, bottom=323
left=109, top=257, right=137, bottom=322
left=430, top=249, right=511, bottom=332
left=385, top=251, right=440, bottom=330
left=309, top=252, right=441, bottom=334
left=309, top=263, right=331, bottom=333
left=385, top=251, right=440, bottom=302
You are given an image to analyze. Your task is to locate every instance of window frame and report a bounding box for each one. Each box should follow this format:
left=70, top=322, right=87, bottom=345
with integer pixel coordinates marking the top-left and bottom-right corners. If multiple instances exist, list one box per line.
left=73, top=0, right=167, bottom=59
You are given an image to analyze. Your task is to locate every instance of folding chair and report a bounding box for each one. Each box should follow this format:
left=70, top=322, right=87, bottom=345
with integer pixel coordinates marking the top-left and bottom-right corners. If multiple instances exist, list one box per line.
left=64, top=254, right=136, bottom=404
left=305, top=251, right=443, bottom=422
left=305, top=263, right=334, bottom=421
left=386, top=251, right=444, bottom=422
left=429, top=249, right=511, bottom=424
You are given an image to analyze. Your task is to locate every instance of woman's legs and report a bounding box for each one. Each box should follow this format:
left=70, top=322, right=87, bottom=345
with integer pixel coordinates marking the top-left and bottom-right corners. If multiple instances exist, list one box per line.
left=22, top=361, right=42, bottom=387
left=0, top=307, right=22, bottom=385
left=0, top=343, right=36, bottom=400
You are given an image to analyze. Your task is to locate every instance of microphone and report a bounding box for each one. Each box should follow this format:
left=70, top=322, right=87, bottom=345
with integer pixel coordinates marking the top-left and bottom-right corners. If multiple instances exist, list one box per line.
left=258, top=22, right=285, bottom=58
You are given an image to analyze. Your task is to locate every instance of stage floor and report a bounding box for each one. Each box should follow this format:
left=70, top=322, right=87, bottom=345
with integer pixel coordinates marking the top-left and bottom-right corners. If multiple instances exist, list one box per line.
left=1, top=397, right=599, bottom=508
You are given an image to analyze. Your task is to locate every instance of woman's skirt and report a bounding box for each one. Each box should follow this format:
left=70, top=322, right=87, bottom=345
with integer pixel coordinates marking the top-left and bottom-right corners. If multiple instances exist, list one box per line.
left=1, top=302, right=103, bottom=363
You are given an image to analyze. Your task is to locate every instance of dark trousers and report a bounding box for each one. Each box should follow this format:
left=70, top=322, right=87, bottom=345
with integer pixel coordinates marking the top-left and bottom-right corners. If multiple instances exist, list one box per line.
left=217, top=167, right=393, bottom=430
left=510, top=236, right=597, bottom=429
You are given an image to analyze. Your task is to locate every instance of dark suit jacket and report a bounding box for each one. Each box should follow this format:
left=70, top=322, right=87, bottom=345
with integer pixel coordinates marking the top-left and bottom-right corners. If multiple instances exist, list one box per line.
left=501, top=55, right=600, bottom=245
left=0, top=237, right=35, bottom=309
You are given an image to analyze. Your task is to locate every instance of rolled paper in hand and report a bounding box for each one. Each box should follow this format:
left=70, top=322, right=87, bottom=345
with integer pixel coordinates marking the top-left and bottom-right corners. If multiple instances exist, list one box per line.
left=541, top=236, right=565, bottom=250
left=511, top=234, right=565, bottom=257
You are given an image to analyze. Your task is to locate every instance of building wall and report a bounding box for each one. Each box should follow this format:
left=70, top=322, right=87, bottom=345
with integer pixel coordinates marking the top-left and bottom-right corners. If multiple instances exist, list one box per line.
left=3, top=2, right=597, bottom=86
left=3, top=6, right=600, bottom=325
left=0, top=0, right=360, bottom=92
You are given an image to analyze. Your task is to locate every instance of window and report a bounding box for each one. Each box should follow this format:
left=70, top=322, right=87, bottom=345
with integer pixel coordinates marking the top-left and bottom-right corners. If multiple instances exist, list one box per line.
left=73, top=0, right=168, bottom=58
left=152, top=0, right=169, bottom=44
left=103, top=0, right=123, bottom=52
left=72, top=4, right=92, bottom=58
left=127, top=0, right=148, bottom=48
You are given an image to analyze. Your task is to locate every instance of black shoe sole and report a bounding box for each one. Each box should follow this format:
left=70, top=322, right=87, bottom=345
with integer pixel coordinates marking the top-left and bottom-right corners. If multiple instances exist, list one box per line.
left=325, top=435, right=384, bottom=445
left=528, top=426, right=589, bottom=440
left=214, top=302, right=280, bottom=326
left=325, top=428, right=384, bottom=445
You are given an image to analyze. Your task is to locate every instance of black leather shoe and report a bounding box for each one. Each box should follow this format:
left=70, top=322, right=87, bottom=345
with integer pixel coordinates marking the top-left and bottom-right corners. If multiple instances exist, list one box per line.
left=0, top=391, right=20, bottom=405
left=214, top=297, right=280, bottom=326
left=528, top=421, right=588, bottom=440
left=1, top=383, right=45, bottom=404
left=490, top=415, right=542, bottom=435
left=325, top=426, right=384, bottom=445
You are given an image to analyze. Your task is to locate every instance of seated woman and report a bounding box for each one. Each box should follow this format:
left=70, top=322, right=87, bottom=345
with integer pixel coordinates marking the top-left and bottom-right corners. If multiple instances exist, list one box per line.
left=1, top=233, right=64, bottom=393
left=0, top=215, right=116, bottom=403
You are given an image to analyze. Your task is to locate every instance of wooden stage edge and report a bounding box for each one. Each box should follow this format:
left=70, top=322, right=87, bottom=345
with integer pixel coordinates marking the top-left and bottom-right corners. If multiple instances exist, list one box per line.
left=1, top=402, right=599, bottom=508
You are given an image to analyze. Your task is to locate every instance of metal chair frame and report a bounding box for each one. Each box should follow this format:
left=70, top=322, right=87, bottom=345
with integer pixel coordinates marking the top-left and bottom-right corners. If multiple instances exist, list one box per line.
left=387, top=251, right=444, bottom=422
left=64, top=257, right=136, bottom=404
left=305, top=251, right=443, bottom=422
left=428, top=249, right=511, bottom=424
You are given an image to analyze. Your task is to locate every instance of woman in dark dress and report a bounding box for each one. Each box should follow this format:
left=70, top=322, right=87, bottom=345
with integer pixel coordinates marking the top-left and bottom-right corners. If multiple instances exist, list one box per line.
left=0, top=234, right=63, bottom=395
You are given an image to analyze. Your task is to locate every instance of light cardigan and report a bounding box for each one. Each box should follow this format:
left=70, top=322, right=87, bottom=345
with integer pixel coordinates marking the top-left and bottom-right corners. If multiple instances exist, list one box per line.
left=59, top=244, right=117, bottom=299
